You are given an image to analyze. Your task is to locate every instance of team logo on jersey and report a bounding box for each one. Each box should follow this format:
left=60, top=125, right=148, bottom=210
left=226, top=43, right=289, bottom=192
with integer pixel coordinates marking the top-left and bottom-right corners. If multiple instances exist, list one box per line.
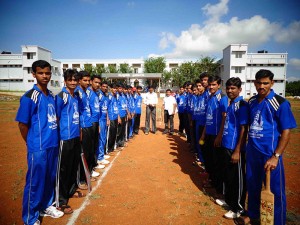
left=249, top=110, right=264, bottom=138
left=206, top=107, right=213, bottom=125
left=73, top=103, right=79, bottom=124
left=94, top=98, right=100, bottom=112
left=48, top=104, right=57, bottom=130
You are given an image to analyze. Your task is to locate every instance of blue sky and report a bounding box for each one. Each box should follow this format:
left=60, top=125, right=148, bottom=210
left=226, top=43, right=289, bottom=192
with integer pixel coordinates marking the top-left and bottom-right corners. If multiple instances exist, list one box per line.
left=1, top=0, right=300, bottom=80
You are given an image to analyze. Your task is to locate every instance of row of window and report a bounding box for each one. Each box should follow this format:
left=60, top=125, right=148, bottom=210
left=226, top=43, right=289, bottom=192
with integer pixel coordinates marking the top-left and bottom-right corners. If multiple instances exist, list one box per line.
left=247, top=64, right=285, bottom=67
left=0, top=65, right=22, bottom=68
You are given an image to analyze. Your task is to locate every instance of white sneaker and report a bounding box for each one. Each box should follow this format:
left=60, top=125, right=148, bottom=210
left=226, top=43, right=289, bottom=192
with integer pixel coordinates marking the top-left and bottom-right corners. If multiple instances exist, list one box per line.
left=95, top=164, right=105, bottom=169
left=224, top=210, right=241, bottom=219
left=215, top=199, right=228, bottom=207
left=98, top=159, right=110, bottom=165
left=41, top=206, right=64, bottom=218
left=34, top=220, right=41, bottom=225
left=104, top=155, right=110, bottom=159
left=91, top=170, right=100, bottom=177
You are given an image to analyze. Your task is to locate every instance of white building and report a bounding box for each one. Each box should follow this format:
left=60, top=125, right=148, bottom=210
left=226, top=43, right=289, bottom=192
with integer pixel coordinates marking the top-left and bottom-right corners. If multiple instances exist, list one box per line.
left=218, top=44, right=287, bottom=98
left=0, top=46, right=62, bottom=92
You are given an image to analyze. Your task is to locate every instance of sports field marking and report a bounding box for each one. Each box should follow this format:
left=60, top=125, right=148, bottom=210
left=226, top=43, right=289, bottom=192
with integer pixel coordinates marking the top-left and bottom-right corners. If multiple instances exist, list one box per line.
left=66, top=151, right=121, bottom=225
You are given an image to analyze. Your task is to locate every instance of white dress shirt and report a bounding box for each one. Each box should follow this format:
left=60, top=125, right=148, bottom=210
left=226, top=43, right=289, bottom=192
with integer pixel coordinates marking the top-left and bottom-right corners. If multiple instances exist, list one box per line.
left=144, top=92, right=158, bottom=106
left=163, top=95, right=177, bottom=115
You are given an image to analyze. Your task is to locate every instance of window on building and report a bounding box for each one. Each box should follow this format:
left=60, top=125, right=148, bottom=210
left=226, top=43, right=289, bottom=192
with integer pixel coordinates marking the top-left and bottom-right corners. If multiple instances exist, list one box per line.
left=234, top=51, right=243, bottom=58
left=235, top=67, right=242, bottom=73
left=247, top=93, right=250, bottom=95
left=63, top=64, right=68, bottom=68
left=169, top=63, right=179, bottom=68
left=132, top=64, right=141, bottom=68
left=28, top=80, right=34, bottom=83
left=279, top=93, right=283, bottom=95
left=27, top=53, right=34, bottom=59
left=27, top=67, right=32, bottom=74
left=134, top=68, right=138, bottom=73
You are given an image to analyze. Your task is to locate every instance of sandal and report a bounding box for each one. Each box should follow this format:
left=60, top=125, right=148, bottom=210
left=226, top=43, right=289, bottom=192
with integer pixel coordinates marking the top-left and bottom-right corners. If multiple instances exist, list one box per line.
left=58, top=205, right=73, bottom=214
left=234, top=216, right=251, bottom=225
left=72, top=191, right=86, bottom=198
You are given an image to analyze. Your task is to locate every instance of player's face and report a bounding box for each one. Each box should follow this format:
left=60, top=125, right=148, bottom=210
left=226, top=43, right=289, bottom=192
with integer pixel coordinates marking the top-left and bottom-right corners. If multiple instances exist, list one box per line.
left=179, top=87, right=184, bottom=94
left=187, top=85, right=193, bottom=94
left=209, top=81, right=220, bottom=95
left=226, top=85, right=241, bottom=100
left=101, top=84, right=108, bottom=93
left=149, top=87, right=154, bottom=93
left=111, top=87, right=117, bottom=95
left=118, top=87, right=123, bottom=93
left=193, top=87, right=199, bottom=95
left=196, top=82, right=204, bottom=93
left=32, top=67, right=51, bottom=86
left=91, top=78, right=101, bottom=91
left=65, top=76, right=77, bottom=91
left=254, top=77, right=274, bottom=98
left=137, top=88, right=142, bottom=94
left=201, top=77, right=209, bottom=88
left=166, top=90, right=171, bottom=96
left=79, top=76, right=90, bottom=90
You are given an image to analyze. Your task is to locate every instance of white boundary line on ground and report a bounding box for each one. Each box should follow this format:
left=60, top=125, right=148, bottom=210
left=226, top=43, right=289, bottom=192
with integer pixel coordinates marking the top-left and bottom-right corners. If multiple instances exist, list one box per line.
left=66, top=151, right=121, bottom=225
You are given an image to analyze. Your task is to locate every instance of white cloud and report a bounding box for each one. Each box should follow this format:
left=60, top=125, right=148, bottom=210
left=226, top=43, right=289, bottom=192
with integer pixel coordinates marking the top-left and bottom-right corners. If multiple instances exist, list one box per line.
left=157, top=0, right=300, bottom=58
left=202, top=0, right=229, bottom=24
left=289, top=58, right=300, bottom=70
left=275, top=21, right=300, bottom=43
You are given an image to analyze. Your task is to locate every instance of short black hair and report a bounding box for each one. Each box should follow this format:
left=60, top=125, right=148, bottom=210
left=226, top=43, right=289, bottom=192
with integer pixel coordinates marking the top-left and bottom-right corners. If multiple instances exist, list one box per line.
left=110, top=83, right=117, bottom=88
left=136, top=86, right=142, bottom=90
left=166, top=89, right=171, bottom=92
left=63, top=69, right=78, bottom=81
left=195, top=79, right=201, bottom=84
left=101, top=80, right=108, bottom=86
left=91, top=74, right=101, bottom=80
left=32, top=60, right=51, bottom=73
left=199, top=72, right=210, bottom=80
left=76, top=71, right=90, bottom=80
left=148, top=85, right=154, bottom=89
left=208, top=75, right=221, bottom=85
left=255, top=69, right=274, bottom=81
left=226, top=77, right=242, bottom=88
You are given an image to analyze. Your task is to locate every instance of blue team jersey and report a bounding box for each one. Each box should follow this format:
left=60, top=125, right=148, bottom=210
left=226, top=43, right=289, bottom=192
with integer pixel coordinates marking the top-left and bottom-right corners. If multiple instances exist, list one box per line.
left=127, top=94, right=135, bottom=113
left=193, top=93, right=207, bottom=125
left=99, top=90, right=109, bottom=121
left=117, top=93, right=127, bottom=118
left=222, top=96, right=249, bottom=150
left=74, top=86, right=92, bottom=128
left=56, top=87, right=80, bottom=140
left=205, top=90, right=228, bottom=135
left=176, top=94, right=187, bottom=113
left=134, top=93, right=143, bottom=114
left=108, top=94, right=119, bottom=120
left=15, top=84, right=58, bottom=152
left=247, top=90, right=297, bottom=156
left=86, top=87, right=100, bottom=123
left=191, top=94, right=199, bottom=120
left=186, top=93, right=194, bottom=114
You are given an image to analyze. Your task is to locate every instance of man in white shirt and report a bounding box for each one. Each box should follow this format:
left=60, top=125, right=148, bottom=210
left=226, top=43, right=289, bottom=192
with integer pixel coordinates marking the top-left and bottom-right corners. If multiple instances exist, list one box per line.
left=162, top=89, right=177, bottom=135
left=144, top=86, right=158, bottom=134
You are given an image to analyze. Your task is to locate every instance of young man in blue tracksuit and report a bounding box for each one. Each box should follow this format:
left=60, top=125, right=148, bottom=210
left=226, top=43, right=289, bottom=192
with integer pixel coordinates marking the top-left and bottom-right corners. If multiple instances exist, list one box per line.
left=193, top=80, right=206, bottom=166
left=200, top=75, right=228, bottom=195
left=86, top=75, right=101, bottom=170
left=116, top=83, right=128, bottom=148
left=96, top=81, right=110, bottom=167
left=107, top=84, right=121, bottom=153
left=240, top=70, right=297, bottom=225
left=176, top=86, right=188, bottom=136
left=55, top=69, right=81, bottom=214
left=218, top=77, right=248, bottom=219
left=75, top=71, right=100, bottom=186
left=16, top=60, right=63, bottom=225
left=133, top=86, right=143, bottom=134
left=127, top=86, right=135, bottom=139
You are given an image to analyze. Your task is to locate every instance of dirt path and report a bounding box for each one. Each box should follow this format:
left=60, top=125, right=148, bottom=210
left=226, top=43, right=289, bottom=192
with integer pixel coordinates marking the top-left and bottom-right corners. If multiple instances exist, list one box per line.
left=0, top=97, right=299, bottom=225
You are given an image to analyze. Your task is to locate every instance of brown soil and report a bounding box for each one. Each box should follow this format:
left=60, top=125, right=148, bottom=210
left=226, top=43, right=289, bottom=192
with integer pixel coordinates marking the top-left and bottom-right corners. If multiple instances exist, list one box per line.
left=0, top=96, right=299, bottom=225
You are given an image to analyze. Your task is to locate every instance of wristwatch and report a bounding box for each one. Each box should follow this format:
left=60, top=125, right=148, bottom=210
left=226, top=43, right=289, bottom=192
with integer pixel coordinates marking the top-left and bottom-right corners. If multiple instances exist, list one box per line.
left=273, top=152, right=280, bottom=158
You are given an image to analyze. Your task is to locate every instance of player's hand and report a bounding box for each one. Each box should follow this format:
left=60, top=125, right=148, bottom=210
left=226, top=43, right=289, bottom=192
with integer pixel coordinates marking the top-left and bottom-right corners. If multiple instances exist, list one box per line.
left=214, top=134, right=222, bottom=147
left=107, top=120, right=110, bottom=126
left=264, top=156, right=279, bottom=171
left=231, top=150, right=240, bottom=164
left=118, top=118, right=121, bottom=124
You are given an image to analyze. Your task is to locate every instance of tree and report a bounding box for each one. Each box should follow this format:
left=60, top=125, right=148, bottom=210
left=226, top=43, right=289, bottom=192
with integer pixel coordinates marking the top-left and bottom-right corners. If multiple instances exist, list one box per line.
left=119, top=63, right=133, bottom=73
left=107, top=64, right=118, bottom=73
left=162, top=71, right=172, bottom=87
left=144, top=57, right=166, bottom=73
left=286, top=81, right=300, bottom=96
left=195, top=56, right=220, bottom=75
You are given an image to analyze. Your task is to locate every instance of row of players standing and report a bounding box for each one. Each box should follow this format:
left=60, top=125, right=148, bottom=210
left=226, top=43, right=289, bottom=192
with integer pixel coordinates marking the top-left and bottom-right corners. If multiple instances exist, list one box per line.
left=174, top=71, right=297, bottom=225
left=16, top=60, right=144, bottom=225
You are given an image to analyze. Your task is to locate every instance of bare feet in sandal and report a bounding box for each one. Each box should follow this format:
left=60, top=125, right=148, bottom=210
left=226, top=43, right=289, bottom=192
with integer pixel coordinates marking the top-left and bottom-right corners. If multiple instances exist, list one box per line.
left=58, top=205, right=73, bottom=214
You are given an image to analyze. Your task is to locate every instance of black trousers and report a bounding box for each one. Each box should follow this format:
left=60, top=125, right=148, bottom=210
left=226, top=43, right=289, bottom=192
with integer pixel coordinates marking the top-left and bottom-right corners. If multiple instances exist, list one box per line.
left=117, top=116, right=126, bottom=147
left=164, top=110, right=174, bottom=132
left=222, top=148, right=246, bottom=213
left=91, top=122, right=99, bottom=167
left=127, top=117, right=132, bottom=139
left=202, top=134, right=224, bottom=194
left=145, top=105, right=156, bottom=133
left=185, top=113, right=191, bottom=142
left=178, top=112, right=186, bottom=133
left=107, top=119, right=118, bottom=153
left=56, top=137, right=81, bottom=206
left=80, top=127, right=94, bottom=183
left=133, top=113, right=141, bottom=134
